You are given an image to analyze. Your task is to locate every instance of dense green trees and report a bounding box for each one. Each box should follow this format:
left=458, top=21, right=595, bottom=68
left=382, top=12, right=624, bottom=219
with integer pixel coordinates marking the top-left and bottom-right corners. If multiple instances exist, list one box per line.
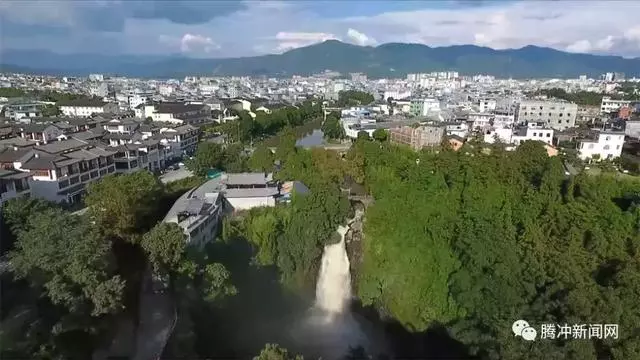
left=350, top=140, right=640, bottom=359
left=372, top=129, right=388, bottom=142
left=254, top=343, right=304, bottom=360
left=336, top=90, right=374, bottom=107
left=534, top=88, right=603, bottom=106
left=0, top=88, right=102, bottom=103
left=321, top=113, right=345, bottom=140
left=215, top=101, right=322, bottom=143
left=85, top=171, right=164, bottom=239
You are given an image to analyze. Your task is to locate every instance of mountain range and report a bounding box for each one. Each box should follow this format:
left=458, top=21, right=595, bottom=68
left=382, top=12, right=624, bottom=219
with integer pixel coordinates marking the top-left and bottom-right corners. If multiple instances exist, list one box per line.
left=1, top=40, right=639, bottom=79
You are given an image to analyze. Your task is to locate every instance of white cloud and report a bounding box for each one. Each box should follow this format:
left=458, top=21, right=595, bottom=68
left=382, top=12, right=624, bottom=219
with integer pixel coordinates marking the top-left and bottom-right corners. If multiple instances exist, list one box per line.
left=3, top=0, right=640, bottom=58
left=347, top=28, right=376, bottom=46
left=273, top=31, right=339, bottom=51
left=180, top=33, right=219, bottom=53
left=340, top=1, right=640, bottom=57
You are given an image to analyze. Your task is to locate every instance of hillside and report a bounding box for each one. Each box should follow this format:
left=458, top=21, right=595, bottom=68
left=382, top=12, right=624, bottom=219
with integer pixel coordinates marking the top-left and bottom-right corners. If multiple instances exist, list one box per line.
left=2, top=40, right=639, bottom=78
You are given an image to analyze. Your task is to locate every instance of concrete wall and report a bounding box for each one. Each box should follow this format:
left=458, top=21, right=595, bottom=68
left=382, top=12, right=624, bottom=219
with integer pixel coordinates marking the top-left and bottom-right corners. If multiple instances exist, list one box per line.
left=226, top=197, right=276, bottom=211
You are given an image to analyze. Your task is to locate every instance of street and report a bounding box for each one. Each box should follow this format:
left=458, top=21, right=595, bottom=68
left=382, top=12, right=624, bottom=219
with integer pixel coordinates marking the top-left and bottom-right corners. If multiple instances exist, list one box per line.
left=159, top=166, right=193, bottom=184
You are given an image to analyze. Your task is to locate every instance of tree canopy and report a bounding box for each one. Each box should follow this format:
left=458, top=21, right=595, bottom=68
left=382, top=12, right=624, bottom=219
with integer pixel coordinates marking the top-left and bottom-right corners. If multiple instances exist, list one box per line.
left=336, top=90, right=375, bottom=107
left=84, top=171, right=164, bottom=239
left=351, top=140, right=640, bottom=359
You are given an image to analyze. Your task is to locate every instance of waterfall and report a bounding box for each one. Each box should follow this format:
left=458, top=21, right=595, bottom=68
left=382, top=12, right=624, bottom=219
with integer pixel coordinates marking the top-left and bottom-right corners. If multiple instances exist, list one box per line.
left=290, top=223, right=367, bottom=359
left=314, top=225, right=351, bottom=318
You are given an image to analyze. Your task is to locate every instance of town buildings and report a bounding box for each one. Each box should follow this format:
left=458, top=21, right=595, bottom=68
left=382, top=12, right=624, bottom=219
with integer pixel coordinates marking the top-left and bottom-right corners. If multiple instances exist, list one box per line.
left=59, top=99, right=119, bottom=117
left=600, top=97, right=632, bottom=114
left=577, top=131, right=625, bottom=161
left=389, top=124, right=445, bottom=150
left=516, top=100, right=577, bottom=130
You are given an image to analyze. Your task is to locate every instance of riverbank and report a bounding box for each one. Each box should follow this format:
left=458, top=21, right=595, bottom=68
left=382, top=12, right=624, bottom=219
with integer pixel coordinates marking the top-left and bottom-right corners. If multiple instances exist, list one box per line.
left=259, top=118, right=324, bottom=147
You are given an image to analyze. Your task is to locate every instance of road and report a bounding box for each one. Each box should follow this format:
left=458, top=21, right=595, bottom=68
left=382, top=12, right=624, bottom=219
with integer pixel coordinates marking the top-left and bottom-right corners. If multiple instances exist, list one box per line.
left=159, top=166, right=193, bottom=184
left=133, top=271, right=176, bottom=360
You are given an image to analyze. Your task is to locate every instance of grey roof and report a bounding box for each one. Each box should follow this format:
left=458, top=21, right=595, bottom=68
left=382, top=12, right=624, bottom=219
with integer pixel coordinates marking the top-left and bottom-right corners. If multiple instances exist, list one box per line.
left=70, top=129, right=107, bottom=141
left=64, top=149, right=100, bottom=160
left=0, top=137, right=38, bottom=149
left=21, top=153, right=58, bottom=170
left=0, top=148, right=32, bottom=162
left=14, top=123, right=55, bottom=133
left=163, top=177, right=223, bottom=229
left=223, top=187, right=279, bottom=198
left=36, top=138, right=87, bottom=154
left=224, top=172, right=273, bottom=186
left=0, top=169, right=32, bottom=179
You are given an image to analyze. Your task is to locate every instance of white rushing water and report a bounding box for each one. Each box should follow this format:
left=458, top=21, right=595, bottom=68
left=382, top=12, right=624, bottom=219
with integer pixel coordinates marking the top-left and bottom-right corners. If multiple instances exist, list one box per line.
left=314, top=225, right=352, bottom=318
left=290, top=223, right=367, bottom=359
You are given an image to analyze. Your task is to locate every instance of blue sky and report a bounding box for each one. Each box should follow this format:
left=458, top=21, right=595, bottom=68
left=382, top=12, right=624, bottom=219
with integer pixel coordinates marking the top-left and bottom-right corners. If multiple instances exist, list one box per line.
left=1, top=0, right=639, bottom=58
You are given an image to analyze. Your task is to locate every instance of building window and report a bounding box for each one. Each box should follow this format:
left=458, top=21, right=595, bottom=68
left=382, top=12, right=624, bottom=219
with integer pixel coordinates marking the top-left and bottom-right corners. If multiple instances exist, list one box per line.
left=604, top=145, right=610, bottom=150
left=547, top=133, right=551, bottom=137
left=533, top=132, right=537, bottom=136
left=606, top=136, right=611, bottom=141
left=58, top=180, right=69, bottom=189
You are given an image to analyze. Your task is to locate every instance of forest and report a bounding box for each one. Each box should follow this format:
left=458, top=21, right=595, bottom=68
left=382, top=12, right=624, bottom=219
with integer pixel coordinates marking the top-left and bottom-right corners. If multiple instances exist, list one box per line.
left=2, top=130, right=639, bottom=359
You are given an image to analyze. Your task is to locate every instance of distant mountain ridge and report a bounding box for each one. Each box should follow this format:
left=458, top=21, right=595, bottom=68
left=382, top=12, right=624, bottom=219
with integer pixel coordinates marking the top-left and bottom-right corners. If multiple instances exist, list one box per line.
left=1, top=40, right=639, bottom=79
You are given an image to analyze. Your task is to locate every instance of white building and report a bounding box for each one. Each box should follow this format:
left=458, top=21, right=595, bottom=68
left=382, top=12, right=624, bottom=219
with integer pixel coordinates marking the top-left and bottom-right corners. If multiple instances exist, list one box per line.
left=15, top=140, right=117, bottom=204
left=511, top=122, right=554, bottom=146
left=409, top=98, right=440, bottom=116
left=577, top=131, right=625, bottom=161
left=222, top=173, right=280, bottom=211
left=469, top=113, right=493, bottom=130
left=478, top=99, right=497, bottom=113
left=163, top=180, right=224, bottom=249
left=493, top=113, right=516, bottom=128
left=59, top=100, right=119, bottom=117
left=484, top=128, right=513, bottom=144
left=600, top=97, right=632, bottom=114
left=517, top=100, right=577, bottom=131
left=445, top=122, right=469, bottom=138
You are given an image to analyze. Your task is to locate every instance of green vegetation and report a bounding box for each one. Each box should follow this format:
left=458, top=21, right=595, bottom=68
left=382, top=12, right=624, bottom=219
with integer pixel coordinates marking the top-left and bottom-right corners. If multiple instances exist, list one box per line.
left=254, top=343, right=304, bottom=360
left=321, top=112, right=345, bottom=140
left=0, top=88, right=101, bottom=103
left=4, top=121, right=640, bottom=359
left=186, top=142, right=249, bottom=176
left=535, top=88, right=604, bottom=106
left=1, top=171, right=235, bottom=360
left=212, top=101, right=322, bottom=143
left=536, top=86, right=640, bottom=106
left=351, top=140, right=640, bottom=359
left=336, top=90, right=374, bottom=107
left=227, top=145, right=351, bottom=292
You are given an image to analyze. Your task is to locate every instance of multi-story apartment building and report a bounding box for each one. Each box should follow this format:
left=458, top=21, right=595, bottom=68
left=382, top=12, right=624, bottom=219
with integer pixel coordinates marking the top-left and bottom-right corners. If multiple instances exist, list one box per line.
left=577, top=131, right=625, bottom=161
left=576, top=105, right=601, bottom=123
left=142, top=102, right=211, bottom=125
left=478, top=99, right=497, bottom=113
left=4, top=103, right=42, bottom=120
left=158, top=124, right=199, bottom=158
left=517, top=100, right=577, bottom=130
left=409, top=98, right=440, bottom=117
left=8, top=139, right=117, bottom=204
left=600, top=97, right=632, bottom=114
left=0, top=169, right=31, bottom=207
left=59, top=99, right=119, bottom=117
left=389, top=124, right=445, bottom=150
